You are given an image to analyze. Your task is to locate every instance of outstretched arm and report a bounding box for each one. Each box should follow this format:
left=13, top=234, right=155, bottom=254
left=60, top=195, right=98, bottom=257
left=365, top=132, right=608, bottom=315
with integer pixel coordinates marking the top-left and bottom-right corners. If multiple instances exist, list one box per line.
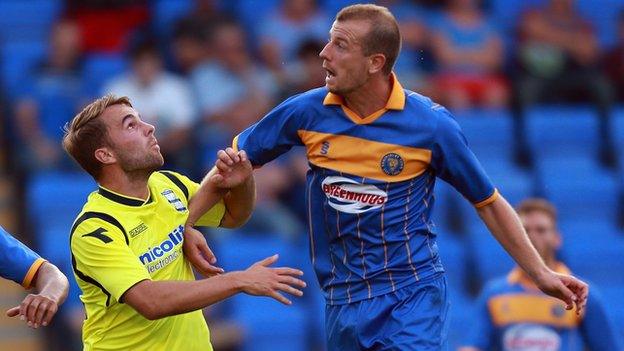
left=122, top=255, right=305, bottom=320
left=183, top=148, right=255, bottom=277
left=6, top=262, right=69, bottom=328
left=477, top=195, right=588, bottom=314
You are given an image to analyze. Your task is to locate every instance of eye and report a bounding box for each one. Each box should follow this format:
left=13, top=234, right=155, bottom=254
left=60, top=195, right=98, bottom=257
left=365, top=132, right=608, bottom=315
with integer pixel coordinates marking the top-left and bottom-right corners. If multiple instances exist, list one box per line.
left=127, top=122, right=136, bottom=129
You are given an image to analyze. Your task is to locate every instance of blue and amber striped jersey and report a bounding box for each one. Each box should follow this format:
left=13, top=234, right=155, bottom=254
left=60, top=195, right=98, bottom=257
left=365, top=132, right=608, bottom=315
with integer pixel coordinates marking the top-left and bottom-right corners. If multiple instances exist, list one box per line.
left=0, top=226, right=46, bottom=289
left=462, top=264, right=622, bottom=351
left=234, top=74, right=498, bottom=305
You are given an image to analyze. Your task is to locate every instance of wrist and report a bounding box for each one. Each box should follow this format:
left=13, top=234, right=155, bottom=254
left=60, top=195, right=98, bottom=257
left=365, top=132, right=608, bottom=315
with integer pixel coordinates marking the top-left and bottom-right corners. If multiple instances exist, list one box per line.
left=224, top=271, right=246, bottom=293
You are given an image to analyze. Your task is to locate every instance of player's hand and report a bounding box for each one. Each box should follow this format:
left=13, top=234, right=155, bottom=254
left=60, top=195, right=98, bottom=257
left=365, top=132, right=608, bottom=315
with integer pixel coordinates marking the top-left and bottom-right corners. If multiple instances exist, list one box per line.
left=235, top=254, right=306, bottom=305
left=535, top=271, right=588, bottom=315
left=210, top=149, right=252, bottom=189
left=6, top=293, right=59, bottom=329
left=183, top=225, right=224, bottom=277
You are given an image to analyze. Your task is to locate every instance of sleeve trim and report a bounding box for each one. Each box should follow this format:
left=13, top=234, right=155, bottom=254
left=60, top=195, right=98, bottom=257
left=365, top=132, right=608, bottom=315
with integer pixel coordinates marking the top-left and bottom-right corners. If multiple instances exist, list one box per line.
left=474, top=189, right=500, bottom=208
left=22, top=258, right=46, bottom=289
left=232, top=134, right=240, bottom=152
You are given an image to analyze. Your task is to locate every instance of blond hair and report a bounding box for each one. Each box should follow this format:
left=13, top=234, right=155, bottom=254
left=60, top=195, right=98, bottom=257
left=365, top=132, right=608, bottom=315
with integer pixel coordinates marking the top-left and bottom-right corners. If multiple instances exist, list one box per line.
left=62, top=94, right=132, bottom=179
left=336, top=4, right=401, bottom=75
left=516, top=198, right=558, bottom=222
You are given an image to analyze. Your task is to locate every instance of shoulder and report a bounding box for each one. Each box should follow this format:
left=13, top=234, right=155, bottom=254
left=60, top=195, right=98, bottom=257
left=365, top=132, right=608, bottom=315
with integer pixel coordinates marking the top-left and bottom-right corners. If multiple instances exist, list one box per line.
left=282, top=87, right=327, bottom=108
left=70, top=210, right=128, bottom=247
left=404, top=90, right=458, bottom=131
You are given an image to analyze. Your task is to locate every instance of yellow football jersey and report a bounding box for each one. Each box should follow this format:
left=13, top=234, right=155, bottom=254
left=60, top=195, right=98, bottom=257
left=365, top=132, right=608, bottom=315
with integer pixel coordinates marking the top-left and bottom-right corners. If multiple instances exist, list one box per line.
left=70, top=171, right=225, bottom=351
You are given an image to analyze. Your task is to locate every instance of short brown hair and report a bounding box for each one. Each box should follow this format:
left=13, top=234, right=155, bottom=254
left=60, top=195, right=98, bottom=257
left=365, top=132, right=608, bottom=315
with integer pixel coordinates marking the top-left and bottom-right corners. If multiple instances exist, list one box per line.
left=62, top=94, right=132, bottom=179
left=516, top=198, right=558, bottom=222
left=336, top=4, right=401, bottom=75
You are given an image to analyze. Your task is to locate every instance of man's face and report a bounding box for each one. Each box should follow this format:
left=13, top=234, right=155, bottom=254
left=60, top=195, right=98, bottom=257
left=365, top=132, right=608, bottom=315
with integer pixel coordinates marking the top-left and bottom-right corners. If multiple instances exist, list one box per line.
left=520, top=211, right=561, bottom=261
left=99, top=104, right=164, bottom=173
left=319, top=19, right=372, bottom=95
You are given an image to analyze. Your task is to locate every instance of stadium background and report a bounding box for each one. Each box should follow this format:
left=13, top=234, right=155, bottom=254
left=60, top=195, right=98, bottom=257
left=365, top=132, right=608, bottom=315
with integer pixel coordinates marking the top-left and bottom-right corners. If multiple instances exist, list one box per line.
left=0, top=0, right=623, bottom=350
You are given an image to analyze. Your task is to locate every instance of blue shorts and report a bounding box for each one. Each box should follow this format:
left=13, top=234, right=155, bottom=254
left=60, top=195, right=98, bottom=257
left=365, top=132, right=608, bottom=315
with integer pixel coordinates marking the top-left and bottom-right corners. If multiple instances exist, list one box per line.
left=325, top=274, right=449, bottom=351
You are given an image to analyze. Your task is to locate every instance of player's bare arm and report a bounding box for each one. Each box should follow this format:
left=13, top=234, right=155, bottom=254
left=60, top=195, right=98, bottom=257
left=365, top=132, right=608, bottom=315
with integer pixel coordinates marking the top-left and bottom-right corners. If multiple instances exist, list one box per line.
left=183, top=148, right=255, bottom=277
left=476, top=195, right=589, bottom=314
left=6, top=262, right=69, bottom=328
left=121, top=254, right=305, bottom=320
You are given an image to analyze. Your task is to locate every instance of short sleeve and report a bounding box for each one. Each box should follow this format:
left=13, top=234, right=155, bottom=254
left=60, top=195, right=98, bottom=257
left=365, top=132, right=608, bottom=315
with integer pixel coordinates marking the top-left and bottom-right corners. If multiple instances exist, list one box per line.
left=233, top=94, right=304, bottom=167
left=461, top=287, right=495, bottom=349
left=430, top=109, right=498, bottom=207
left=71, top=219, right=152, bottom=303
left=159, top=171, right=226, bottom=227
left=0, top=226, right=45, bottom=288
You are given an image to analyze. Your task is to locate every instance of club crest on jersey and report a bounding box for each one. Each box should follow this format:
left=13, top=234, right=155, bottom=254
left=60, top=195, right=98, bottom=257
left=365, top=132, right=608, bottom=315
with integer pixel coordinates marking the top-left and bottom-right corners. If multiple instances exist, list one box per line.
left=381, top=153, right=404, bottom=176
left=321, top=176, right=388, bottom=214
left=161, top=189, right=187, bottom=212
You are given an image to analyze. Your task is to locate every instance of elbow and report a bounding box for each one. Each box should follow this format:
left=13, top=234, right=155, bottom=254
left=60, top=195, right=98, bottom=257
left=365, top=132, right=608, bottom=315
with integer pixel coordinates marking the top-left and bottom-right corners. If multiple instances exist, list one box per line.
left=135, top=300, right=167, bottom=320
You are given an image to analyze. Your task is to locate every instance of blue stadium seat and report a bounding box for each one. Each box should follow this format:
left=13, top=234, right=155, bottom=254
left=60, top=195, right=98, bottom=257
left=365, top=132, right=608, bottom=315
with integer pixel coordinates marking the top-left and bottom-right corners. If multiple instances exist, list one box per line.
left=0, top=0, right=62, bottom=43
left=558, top=220, right=624, bottom=285
left=26, top=171, right=96, bottom=310
left=600, top=285, right=624, bottom=339
left=466, top=222, right=515, bottom=285
left=455, top=108, right=515, bottom=162
left=537, top=158, right=620, bottom=222
left=152, top=0, right=193, bottom=37
left=611, top=106, right=624, bottom=171
left=436, top=233, right=468, bottom=291
left=213, top=233, right=309, bottom=351
left=447, top=292, right=476, bottom=350
left=526, top=105, right=600, bottom=162
left=82, top=54, right=128, bottom=96
left=576, top=0, right=623, bottom=48
left=0, top=41, right=46, bottom=96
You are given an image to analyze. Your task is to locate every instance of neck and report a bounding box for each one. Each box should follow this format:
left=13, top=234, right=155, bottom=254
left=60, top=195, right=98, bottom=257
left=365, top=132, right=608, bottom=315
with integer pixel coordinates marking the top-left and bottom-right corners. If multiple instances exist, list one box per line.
left=98, top=168, right=152, bottom=201
left=342, top=74, right=392, bottom=118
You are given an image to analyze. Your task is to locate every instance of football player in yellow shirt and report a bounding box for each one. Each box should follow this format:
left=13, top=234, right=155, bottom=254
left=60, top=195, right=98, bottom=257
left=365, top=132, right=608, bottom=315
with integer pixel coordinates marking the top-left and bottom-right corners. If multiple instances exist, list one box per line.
left=62, top=94, right=306, bottom=351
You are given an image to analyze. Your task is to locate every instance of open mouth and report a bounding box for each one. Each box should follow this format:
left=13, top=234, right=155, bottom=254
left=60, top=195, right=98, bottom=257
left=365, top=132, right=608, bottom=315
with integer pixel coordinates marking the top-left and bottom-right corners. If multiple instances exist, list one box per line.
left=324, top=65, right=336, bottom=80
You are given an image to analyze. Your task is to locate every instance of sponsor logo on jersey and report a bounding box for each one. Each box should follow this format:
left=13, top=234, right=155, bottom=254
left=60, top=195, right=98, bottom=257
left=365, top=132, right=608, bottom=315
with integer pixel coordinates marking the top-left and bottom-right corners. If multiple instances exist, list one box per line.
left=321, top=176, right=388, bottom=214
left=162, top=189, right=187, bottom=212
left=381, top=153, right=404, bottom=176
left=138, top=225, right=184, bottom=273
left=129, top=222, right=148, bottom=238
left=320, top=141, right=330, bottom=155
left=503, top=324, right=561, bottom=351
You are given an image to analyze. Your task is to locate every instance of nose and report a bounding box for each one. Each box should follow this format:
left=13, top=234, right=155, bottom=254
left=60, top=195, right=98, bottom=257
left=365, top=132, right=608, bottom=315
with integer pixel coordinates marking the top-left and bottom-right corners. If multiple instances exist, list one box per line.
left=319, top=42, right=330, bottom=60
left=143, top=120, right=155, bottom=136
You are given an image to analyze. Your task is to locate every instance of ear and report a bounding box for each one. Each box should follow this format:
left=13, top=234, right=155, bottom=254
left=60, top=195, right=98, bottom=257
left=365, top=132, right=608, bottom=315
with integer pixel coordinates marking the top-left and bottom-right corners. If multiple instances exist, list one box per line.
left=368, top=53, right=387, bottom=75
left=94, top=147, right=116, bottom=165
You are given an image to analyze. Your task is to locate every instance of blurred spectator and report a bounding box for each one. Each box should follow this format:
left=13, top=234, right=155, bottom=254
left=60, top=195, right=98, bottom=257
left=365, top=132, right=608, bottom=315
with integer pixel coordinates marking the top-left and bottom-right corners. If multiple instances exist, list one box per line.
left=431, top=0, right=508, bottom=110
left=379, top=0, right=435, bottom=93
left=192, top=19, right=279, bottom=133
left=283, top=39, right=326, bottom=96
left=13, top=19, right=85, bottom=173
left=171, top=17, right=212, bottom=75
left=605, top=11, right=624, bottom=102
left=103, top=39, right=198, bottom=173
left=514, top=0, right=614, bottom=164
left=257, top=0, right=330, bottom=80
left=459, top=198, right=622, bottom=351
left=67, top=0, right=149, bottom=54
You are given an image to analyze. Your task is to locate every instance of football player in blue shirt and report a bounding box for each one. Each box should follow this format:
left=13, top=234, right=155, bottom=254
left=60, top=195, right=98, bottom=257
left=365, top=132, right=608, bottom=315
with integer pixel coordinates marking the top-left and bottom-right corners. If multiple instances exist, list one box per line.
left=1, top=225, right=68, bottom=328
left=459, top=198, right=621, bottom=351
left=186, top=4, right=589, bottom=350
